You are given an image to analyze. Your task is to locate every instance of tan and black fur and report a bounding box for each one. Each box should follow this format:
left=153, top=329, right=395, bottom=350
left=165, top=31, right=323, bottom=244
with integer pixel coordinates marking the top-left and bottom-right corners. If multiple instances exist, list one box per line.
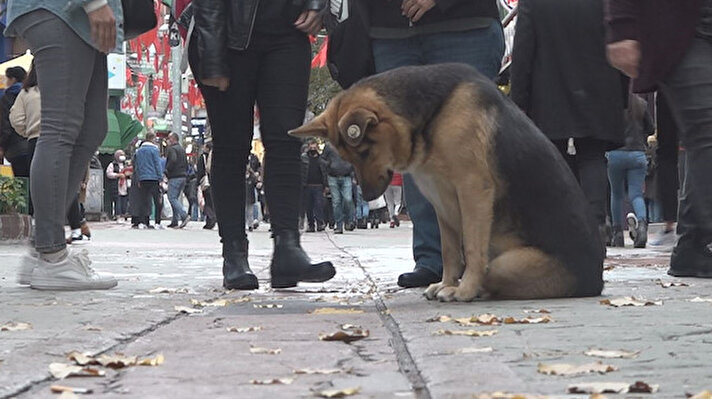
left=290, top=64, right=604, bottom=301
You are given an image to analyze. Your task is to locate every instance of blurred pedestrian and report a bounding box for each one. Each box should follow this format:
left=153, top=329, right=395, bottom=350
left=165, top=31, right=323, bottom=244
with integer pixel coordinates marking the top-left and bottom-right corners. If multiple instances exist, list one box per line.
left=106, top=150, right=130, bottom=221
left=197, top=142, right=216, bottom=230
left=134, top=132, right=164, bottom=230
left=384, top=172, right=403, bottom=228
left=165, top=133, right=190, bottom=228
left=301, top=139, right=328, bottom=232
left=9, top=62, right=39, bottom=215
left=0, top=66, right=30, bottom=178
left=322, top=142, right=355, bottom=234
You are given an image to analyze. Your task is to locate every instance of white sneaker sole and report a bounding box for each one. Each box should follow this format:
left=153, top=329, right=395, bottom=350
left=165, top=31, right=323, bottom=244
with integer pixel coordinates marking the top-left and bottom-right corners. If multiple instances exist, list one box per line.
left=30, top=277, right=117, bottom=291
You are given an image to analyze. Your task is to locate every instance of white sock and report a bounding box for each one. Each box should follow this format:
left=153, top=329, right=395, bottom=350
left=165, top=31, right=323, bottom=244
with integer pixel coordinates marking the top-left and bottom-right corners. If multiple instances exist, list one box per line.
left=41, top=248, right=68, bottom=264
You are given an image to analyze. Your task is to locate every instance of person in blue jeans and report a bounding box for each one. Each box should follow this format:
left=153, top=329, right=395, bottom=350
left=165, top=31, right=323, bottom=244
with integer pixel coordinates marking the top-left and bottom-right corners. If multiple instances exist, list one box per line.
left=364, top=0, right=504, bottom=287
left=323, top=143, right=356, bottom=234
left=165, top=133, right=190, bottom=229
left=607, top=95, right=655, bottom=248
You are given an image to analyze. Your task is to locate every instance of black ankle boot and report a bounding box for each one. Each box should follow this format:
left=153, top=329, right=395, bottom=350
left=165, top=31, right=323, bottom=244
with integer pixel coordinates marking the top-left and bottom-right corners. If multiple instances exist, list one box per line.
left=222, top=238, right=258, bottom=290
left=270, top=230, right=336, bottom=288
left=611, top=225, right=624, bottom=247
left=634, top=219, right=648, bottom=248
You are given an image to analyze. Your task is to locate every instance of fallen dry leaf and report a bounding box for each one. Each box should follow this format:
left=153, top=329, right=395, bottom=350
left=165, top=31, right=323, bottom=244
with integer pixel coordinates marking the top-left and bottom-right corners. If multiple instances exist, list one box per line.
left=600, top=297, right=662, bottom=307
left=137, top=354, right=165, bottom=366
left=192, top=297, right=251, bottom=307
left=426, top=315, right=453, bottom=323
left=656, top=280, right=689, bottom=288
left=523, top=309, right=551, bottom=314
left=250, top=347, right=281, bottom=355
left=567, top=381, right=658, bottom=394
left=67, top=352, right=97, bottom=366
left=254, top=304, right=283, bottom=309
left=434, top=329, right=498, bottom=337
left=503, top=316, right=553, bottom=324
left=319, top=329, right=370, bottom=343
left=96, top=353, right=138, bottom=369
left=689, top=390, right=712, bottom=399
left=584, top=349, right=639, bottom=359
left=149, top=287, right=191, bottom=294
left=59, top=392, right=79, bottom=399
left=49, top=363, right=105, bottom=379
left=50, top=385, right=92, bottom=394
left=82, top=325, right=102, bottom=332
left=537, top=361, right=617, bottom=376
left=455, top=314, right=501, bottom=326
left=293, top=368, right=342, bottom=375
left=0, top=321, right=32, bottom=331
left=227, top=326, right=263, bottom=333
left=340, top=324, right=362, bottom=330
left=457, top=346, right=494, bottom=354
left=689, top=297, right=712, bottom=303
left=174, top=306, right=203, bottom=314
left=603, top=264, right=615, bottom=271
left=316, top=387, right=361, bottom=398
left=249, top=378, right=294, bottom=385
left=473, top=393, right=551, bottom=399
left=310, top=308, right=364, bottom=315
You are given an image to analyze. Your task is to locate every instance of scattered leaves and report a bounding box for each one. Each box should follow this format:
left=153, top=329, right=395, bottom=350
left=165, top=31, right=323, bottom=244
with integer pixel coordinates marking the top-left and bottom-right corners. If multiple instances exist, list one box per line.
left=49, top=363, right=105, bottom=379
left=50, top=385, right=92, bottom=394
left=567, top=381, right=658, bottom=394
left=689, top=297, right=712, bottom=303
left=250, top=378, right=294, bottom=385
left=455, top=314, right=502, bottom=326
left=689, top=390, right=712, bottom=399
left=96, top=354, right=137, bottom=369
left=316, top=387, right=361, bottom=398
left=149, top=287, right=191, bottom=294
left=250, top=347, right=281, bottom=355
left=174, top=306, right=203, bottom=314
left=434, top=329, right=498, bottom=337
left=537, top=361, right=617, bottom=376
left=137, top=354, right=165, bottom=366
left=67, top=352, right=96, bottom=366
left=254, top=304, right=283, bottom=309
left=426, top=315, right=453, bottom=323
left=68, top=352, right=163, bottom=368
left=656, top=280, right=689, bottom=288
left=294, top=368, right=342, bottom=375
left=319, top=329, right=370, bottom=343
left=192, top=297, right=251, bottom=307
left=227, top=326, right=263, bottom=333
left=503, top=316, right=553, bottom=324
left=0, top=321, right=32, bottom=331
left=584, top=349, right=639, bottom=359
left=599, top=297, right=662, bottom=307
left=523, top=309, right=551, bottom=314
left=310, top=308, right=364, bottom=315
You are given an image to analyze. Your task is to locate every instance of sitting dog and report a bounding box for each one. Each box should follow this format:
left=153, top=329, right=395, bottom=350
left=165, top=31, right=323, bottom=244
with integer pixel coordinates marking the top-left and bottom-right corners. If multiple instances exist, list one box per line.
left=290, top=64, right=604, bottom=301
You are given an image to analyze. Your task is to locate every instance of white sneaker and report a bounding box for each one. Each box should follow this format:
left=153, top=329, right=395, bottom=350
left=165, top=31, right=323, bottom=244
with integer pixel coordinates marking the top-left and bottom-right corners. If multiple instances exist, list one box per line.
left=650, top=229, right=677, bottom=248
left=626, top=213, right=639, bottom=241
left=30, top=249, right=118, bottom=291
left=17, top=249, right=40, bottom=285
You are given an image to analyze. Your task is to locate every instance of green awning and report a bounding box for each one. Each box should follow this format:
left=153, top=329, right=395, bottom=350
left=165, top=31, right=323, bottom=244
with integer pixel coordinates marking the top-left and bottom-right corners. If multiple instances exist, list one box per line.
left=98, top=110, right=144, bottom=154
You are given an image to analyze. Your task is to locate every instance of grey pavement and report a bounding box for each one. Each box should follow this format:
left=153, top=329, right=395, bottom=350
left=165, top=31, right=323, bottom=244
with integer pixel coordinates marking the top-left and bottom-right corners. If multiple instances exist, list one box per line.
left=1, top=221, right=711, bottom=399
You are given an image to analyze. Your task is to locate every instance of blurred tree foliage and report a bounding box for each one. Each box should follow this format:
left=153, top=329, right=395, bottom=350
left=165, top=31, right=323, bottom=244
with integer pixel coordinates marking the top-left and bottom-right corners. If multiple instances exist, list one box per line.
left=308, top=36, right=342, bottom=116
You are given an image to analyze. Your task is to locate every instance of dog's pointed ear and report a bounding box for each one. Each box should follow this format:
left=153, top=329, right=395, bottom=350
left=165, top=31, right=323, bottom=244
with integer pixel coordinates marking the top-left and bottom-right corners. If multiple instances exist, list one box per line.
left=289, top=115, right=329, bottom=139
left=338, top=108, right=378, bottom=147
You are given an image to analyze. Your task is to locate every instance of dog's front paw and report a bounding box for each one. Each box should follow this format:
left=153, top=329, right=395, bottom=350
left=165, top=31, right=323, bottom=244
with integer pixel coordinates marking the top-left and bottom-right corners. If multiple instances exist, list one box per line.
left=437, top=286, right=458, bottom=302
left=424, top=282, right=445, bottom=300
left=453, top=285, right=480, bottom=302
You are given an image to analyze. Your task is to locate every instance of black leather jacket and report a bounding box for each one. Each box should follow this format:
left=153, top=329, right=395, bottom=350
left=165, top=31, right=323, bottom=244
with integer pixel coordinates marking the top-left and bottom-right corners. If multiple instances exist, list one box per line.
left=193, top=0, right=326, bottom=80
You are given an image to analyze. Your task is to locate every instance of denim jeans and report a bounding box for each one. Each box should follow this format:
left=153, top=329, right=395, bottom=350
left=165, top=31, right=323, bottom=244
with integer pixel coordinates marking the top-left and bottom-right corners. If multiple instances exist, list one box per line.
left=168, top=177, right=188, bottom=224
left=372, top=21, right=505, bottom=276
left=355, top=186, right=370, bottom=220
left=328, top=176, right=354, bottom=227
left=606, top=150, right=648, bottom=226
left=303, top=185, right=325, bottom=226
left=659, top=37, right=712, bottom=246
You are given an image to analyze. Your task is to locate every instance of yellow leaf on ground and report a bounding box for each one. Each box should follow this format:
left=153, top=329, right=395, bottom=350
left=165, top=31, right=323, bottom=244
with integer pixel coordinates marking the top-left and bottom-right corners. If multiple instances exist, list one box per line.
left=316, top=387, right=361, bottom=398
left=656, top=280, right=689, bottom=288
left=50, top=385, right=92, bottom=394
left=319, top=329, right=370, bottom=343
left=434, top=329, right=498, bottom=337
left=584, top=349, right=639, bottom=359
left=689, top=390, right=712, bottom=399
left=227, top=326, right=263, bottom=333
left=96, top=353, right=138, bottom=369
left=137, top=354, right=165, bottom=366
left=310, top=308, right=364, bottom=315
left=250, top=347, right=281, bottom=355
left=293, top=368, right=342, bottom=375
left=689, top=297, right=712, bottom=303
left=174, top=306, right=203, bottom=314
left=48, top=363, right=105, bottom=379
left=0, top=322, right=32, bottom=331
left=503, top=316, right=553, bottom=324
left=67, top=352, right=97, bottom=366
left=249, top=378, right=294, bottom=385
left=599, top=297, right=662, bottom=307
left=537, top=361, right=617, bottom=376
left=567, top=381, right=658, bottom=394
left=425, top=315, right=452, bottom=323
left=455, top=314, right=502, bottom=326
left=254, top=304, right=283, bottom=309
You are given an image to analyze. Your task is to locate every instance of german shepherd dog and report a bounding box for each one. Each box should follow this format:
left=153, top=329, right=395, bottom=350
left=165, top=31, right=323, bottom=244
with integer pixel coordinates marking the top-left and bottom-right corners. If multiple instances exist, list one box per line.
left=290, top=64, right=603, bottom=302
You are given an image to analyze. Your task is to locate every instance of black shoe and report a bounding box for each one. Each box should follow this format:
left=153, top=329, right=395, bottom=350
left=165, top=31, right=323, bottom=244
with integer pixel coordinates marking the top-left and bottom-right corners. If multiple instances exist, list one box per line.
left=222, top=238, right=259, bottom=290
left=306, top=225, right=316, bottom=233
left=203, top=222, right=216, bottom=230
left=166, top=223, right=179, bottom=228
left=345, top=222, right=356, bottom=231
left=668, top=240, right=712, bottom=278
left=316, top=223, right=326, bottom=232
left=611, top=225, right=624, bottom=247
left=397, top=268, right=441, bottom=288
left=392, top=216, right=400, bottom=227
left=357, top=219, right=368, bottom=229
left=634, top=219, right=648, bottom=248
left=270, top=230, right=336, bottom=288
left=334, top=226, right=344, bottom=234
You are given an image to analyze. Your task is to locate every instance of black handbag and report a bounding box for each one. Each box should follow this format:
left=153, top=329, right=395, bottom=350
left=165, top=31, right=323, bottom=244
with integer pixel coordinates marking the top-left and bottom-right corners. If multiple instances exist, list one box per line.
left=122, top=0, right=158, bottom=40
left=325, top=0, right=375, bottom=89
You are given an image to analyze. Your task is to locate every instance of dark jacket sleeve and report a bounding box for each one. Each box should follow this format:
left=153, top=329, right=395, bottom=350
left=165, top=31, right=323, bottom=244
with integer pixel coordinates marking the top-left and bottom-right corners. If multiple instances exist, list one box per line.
left=509, top=0, right=535, bottom=115
left=304, top=0, right=327, bottom=11
left=193, top=0, right=229, bottom=80
left=197, top=154, right=206, bottom=181
left=604, top=0, right=640, bottom=44
left=642, top=108, right=655, bottom=137
left=320, top=157, right=329, bottom=187
left=165, top=146, right=175, bottom=172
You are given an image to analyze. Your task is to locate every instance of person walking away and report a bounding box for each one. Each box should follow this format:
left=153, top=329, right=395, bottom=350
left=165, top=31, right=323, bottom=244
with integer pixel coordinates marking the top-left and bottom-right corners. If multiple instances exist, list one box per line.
left=511, top=0, right=625, bottom=257
left=105, top=150, right=130, bottom=220
left=165, top=133, right=190, bottom=228
left=322, top=142, right=355, bottom=234
left=134, top=133, right=164, bottom=229
left=301, top=139, right=328, bottom=232
left=9, top=63, right=39, bottom=215
left=6, top=0, right=120, bottom=290
left=606, top=0, right=712, bottom=278
left=190, top=0, right=336, bottom=290
left=0, top=66, right=30, bottom=179
left=354, top=183, right=370, bottom=229
left=384, top=172, right=403, bottom=228
left=184, top=160, right=199, bottom=221
left=197, top=142, right=216, bottom=230
left=363, top=0, right=504, bottom=288
left=607, top=95, right=654, bottom=248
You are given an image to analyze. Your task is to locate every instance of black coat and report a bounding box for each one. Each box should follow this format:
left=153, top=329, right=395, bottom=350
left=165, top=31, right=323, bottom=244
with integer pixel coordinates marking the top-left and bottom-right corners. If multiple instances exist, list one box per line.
left=510, top=0, right=625, bottom=148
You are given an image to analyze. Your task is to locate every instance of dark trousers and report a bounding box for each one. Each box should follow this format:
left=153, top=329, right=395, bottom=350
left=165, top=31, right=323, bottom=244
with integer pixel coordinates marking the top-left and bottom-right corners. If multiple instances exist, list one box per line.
left=660, top=37, right=712, bottom=246
left=303, top=185, right=325, bottom=227
left=67, top=195, right=84, bottom=230
left=191, top=32, right=310, bottom=242
left=202, top=188, right=217, bottom=226
left=554, top=138, right=609, bottom=227
left=655, top=94, right=680, bottom=223
left=138, top=180, right=162, bottom=226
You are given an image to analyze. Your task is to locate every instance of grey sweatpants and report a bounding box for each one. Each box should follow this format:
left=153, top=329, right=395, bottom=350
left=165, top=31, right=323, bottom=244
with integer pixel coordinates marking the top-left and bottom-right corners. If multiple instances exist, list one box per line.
left=13, top=10, right=109, bottom=253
